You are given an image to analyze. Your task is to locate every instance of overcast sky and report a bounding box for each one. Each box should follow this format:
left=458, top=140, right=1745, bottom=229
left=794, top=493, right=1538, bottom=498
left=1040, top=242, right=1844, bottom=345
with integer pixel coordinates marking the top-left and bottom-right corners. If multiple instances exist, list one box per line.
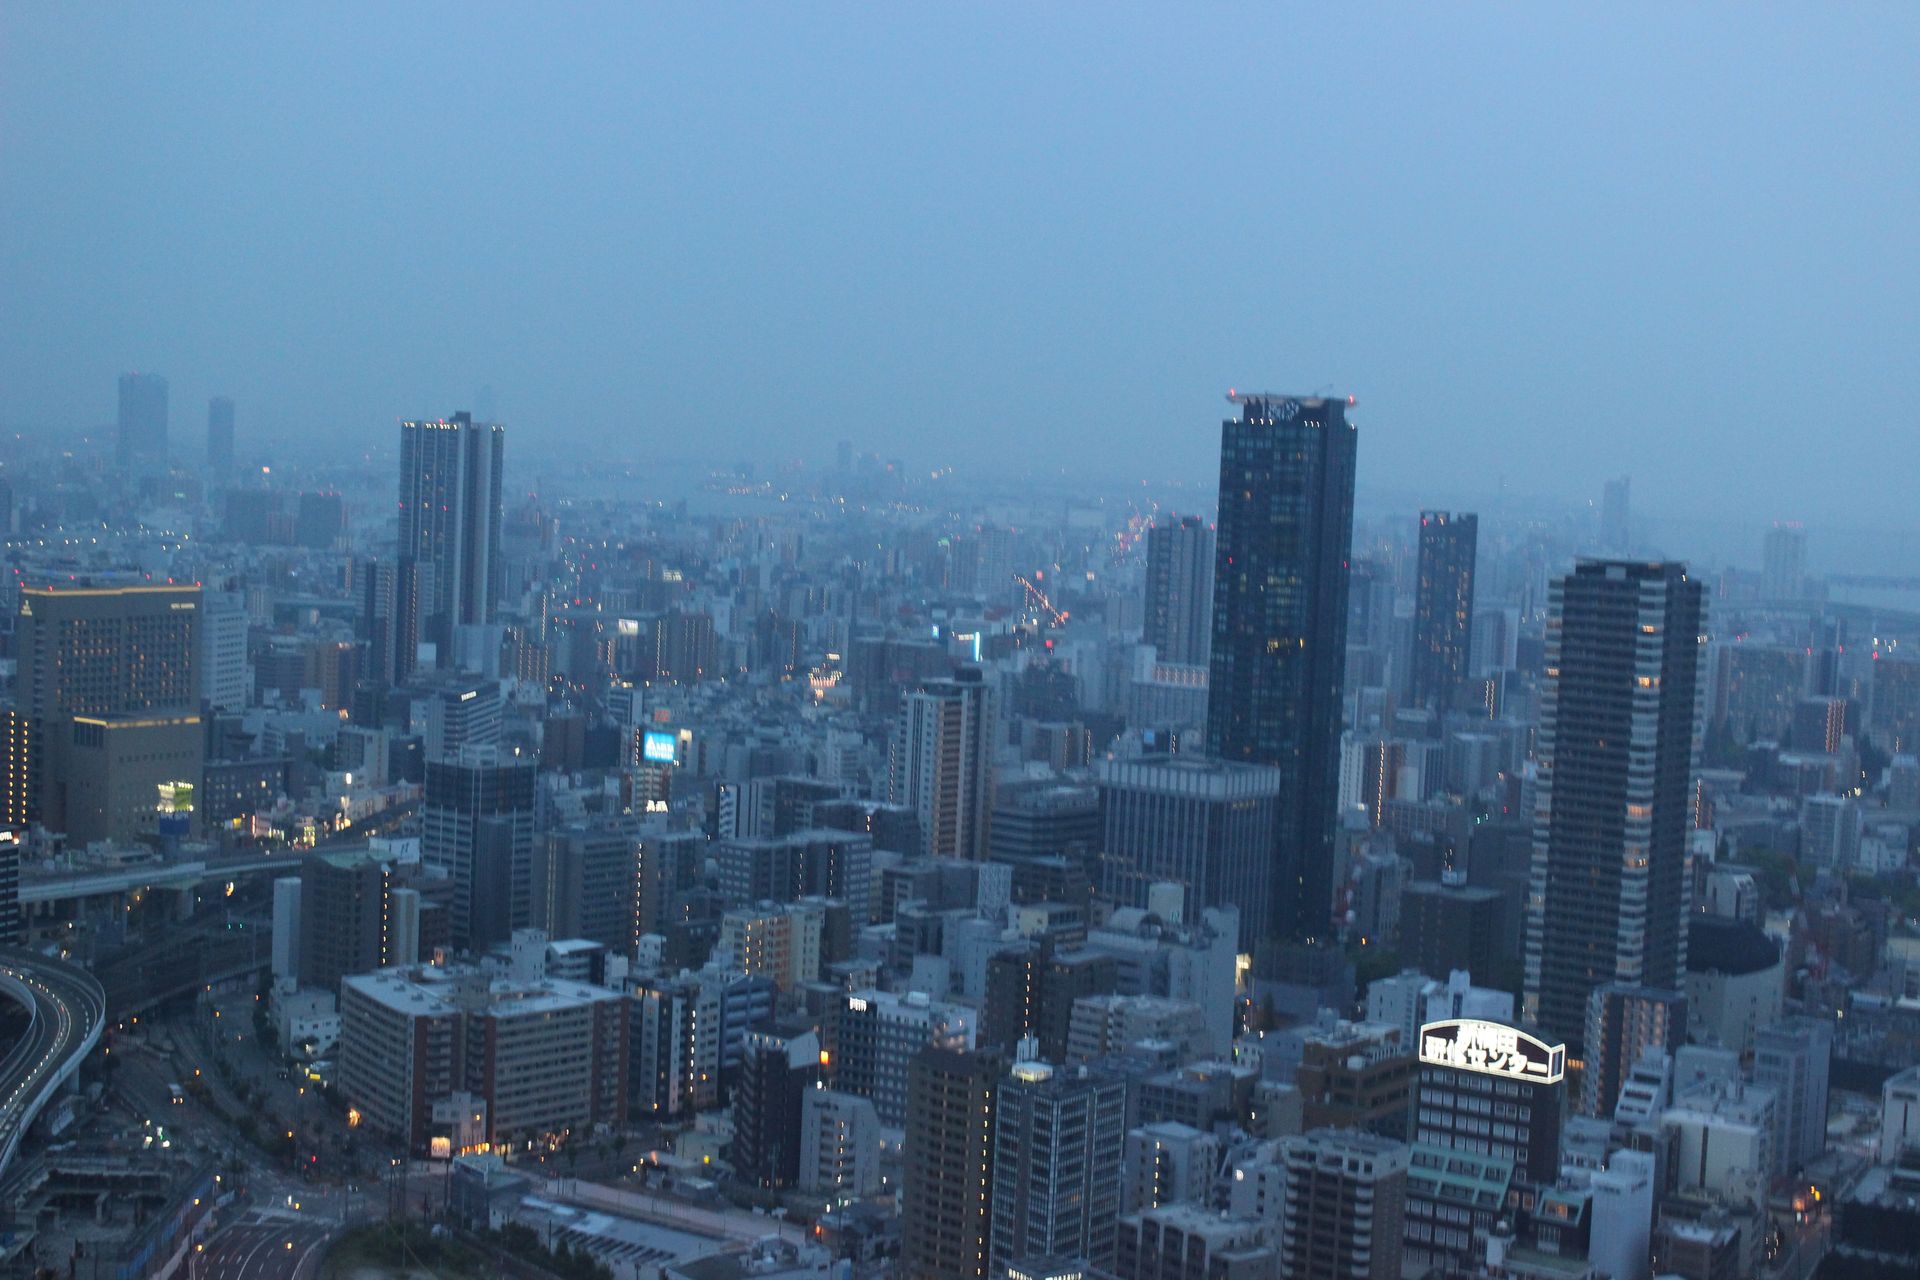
left=3, top=5, right=1916, bottom=531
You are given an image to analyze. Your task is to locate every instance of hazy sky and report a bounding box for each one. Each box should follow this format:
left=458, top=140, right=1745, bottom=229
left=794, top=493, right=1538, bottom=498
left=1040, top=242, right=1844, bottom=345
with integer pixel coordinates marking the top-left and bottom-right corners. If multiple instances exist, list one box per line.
left=4, top=5, right=1917, bottom=529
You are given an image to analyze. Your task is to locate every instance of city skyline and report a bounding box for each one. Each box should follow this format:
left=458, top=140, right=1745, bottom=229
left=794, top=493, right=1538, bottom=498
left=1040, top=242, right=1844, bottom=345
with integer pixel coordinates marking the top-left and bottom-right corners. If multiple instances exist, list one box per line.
left=4, top=7, right=1919, bottom=533
left=0, top=9, right=1916, bottom=1277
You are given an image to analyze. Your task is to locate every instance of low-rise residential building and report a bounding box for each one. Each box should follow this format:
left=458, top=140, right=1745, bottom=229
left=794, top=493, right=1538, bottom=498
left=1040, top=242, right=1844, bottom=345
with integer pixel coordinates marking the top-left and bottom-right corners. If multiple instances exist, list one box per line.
left=338, top=964, right=628, bottom=1155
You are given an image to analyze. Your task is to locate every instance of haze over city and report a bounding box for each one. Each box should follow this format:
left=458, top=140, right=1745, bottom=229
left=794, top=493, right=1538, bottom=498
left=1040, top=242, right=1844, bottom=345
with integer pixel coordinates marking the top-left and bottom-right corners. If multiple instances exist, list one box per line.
left=5, top=5, right=1919, bottom=551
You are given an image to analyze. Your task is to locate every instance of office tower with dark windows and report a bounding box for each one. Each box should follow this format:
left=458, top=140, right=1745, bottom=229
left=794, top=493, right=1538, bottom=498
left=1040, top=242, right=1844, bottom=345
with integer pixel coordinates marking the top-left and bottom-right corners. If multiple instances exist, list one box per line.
left=425, top=745, right=536, bottom=951
left=730, top=1026, right=822, bottom=1190
left=1874, top=654, right=1920, bottom=754
left=903, top=1046, right=1004, bottom=1280
left=1095, top=755, right=1282, bottom=949
left=1405, top=1017, right=1566, bottom=1273
left=1277, top=1129, right=1408, bottom=1280
left=1794, top=695, right=1852, bottom=756
left=298, top=849, right=397, bottom=996
left=356, top=556, right=430, bottom=689
left=296, top=492, right=347, bottom=550
left=16, top=581, right=202, bottom=845
left=117, top=372, right=169, bottom=471
left=1398, top=876, right=1503, bottom=978
left=988, top=1059, right=1128, bottom=1276
left=1413, top=1018, right=1566, bottom=1192
left=1411, top=511, right=1477, bottom=708
left=891, top=668, right=995, bottom=860
left=1206, top=392, right=1357, bottom=946
left=715, top=830, right=873, bottom=925
left=1144, top=514, right=1214, bottom=666
left=1524, top=560, right=1703, bottom=1051
left=989, top=779, right=1100, bottom=867
left=207, top=395, right=235, bottom=472
left=398, top=412, right=504, bottom=658
left=533, top=818, right=643, bottom=952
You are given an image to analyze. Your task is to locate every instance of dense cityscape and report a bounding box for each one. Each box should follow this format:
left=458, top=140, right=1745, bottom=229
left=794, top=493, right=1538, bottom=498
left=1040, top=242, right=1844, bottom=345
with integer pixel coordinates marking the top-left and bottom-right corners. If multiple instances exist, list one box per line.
left=5, top=9, right=1920, bottom=1280
left=0, top=376, right=1911, bottom=1280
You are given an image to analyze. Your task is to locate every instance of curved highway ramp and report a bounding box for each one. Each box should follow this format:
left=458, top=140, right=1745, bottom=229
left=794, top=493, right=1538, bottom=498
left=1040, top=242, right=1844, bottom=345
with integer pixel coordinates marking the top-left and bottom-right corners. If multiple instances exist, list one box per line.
left=0, top=947, right=106, bottom=1175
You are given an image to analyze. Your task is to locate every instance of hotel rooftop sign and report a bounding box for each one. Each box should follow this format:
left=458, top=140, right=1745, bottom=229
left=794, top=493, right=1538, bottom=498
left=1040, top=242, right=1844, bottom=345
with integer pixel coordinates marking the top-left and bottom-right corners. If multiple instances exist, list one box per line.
left=1419, top=1019, right=1566, bottom=1084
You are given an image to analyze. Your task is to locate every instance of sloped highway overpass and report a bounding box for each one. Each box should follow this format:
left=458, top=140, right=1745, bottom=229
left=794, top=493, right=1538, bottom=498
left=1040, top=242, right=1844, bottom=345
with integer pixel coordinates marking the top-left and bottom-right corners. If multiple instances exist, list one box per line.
left=0, top=947, right=106, bottom=1174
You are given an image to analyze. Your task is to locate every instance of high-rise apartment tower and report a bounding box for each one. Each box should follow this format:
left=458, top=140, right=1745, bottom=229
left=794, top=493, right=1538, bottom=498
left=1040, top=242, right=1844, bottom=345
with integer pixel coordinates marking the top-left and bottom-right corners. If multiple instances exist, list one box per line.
left=1411, top=511, right=1477, bottom=708
left=398, top=412, right=504, bottom=657
left=1144, top=514, right=1214, bottom=665
left=1524, top=560, right=1703, bottom=1051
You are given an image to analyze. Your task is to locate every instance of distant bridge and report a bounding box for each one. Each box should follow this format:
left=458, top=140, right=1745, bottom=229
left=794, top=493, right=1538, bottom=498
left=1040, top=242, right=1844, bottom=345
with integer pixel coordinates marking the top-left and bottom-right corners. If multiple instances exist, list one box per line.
left=1829, top=575, right=1920, bottom=591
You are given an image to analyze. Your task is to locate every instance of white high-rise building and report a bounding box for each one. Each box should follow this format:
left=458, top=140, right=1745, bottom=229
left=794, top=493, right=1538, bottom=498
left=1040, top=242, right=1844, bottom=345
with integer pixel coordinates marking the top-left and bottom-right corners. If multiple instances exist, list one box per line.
left=1664, top=1077, right=1777, bottom=1206
left=200, top=590, right=251, bottom=713
left=1755, top=1017, right=1832, bottom=1176
left=271, top=876, right=302, bottom=987
left=799, top=1088, right=881, bottom=1197
left=833, top=988, right=973, bottom=1127
left=1366, top=969, right=1512, bottom=1050
left=1761, top=522, right=1807, bottom=601
left=1589, top=1150, right=1657, bottom=1280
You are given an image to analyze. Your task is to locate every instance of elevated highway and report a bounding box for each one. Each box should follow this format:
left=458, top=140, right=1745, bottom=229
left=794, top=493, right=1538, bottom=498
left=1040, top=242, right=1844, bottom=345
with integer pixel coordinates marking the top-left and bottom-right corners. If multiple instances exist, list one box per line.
left=0, top=947, right=106, bottom=1175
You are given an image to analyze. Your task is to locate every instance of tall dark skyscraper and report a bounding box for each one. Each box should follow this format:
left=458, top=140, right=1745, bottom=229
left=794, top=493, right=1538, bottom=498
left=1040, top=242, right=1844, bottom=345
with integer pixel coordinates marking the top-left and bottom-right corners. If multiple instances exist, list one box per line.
left=1410, top=510, right=1477, bottom=708
left=116, top=372, right=169, bottom=471
left=207, top=395, right=235, bottom=472
left=1143, top=514, right=1214, bottom=665
left=1206, top=392, right=1357, bottom=946
left=1524, top=560, right=1703, bottom=1050
left=398, top=412, right=504, bottom=658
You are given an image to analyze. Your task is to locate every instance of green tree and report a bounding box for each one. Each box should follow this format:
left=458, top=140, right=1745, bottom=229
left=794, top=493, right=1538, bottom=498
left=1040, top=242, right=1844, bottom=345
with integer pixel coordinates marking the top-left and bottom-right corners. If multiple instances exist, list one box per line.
left=1349, top=943, right=1401, bottom=990
left=1735, top=847, right=1800, bottom=912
